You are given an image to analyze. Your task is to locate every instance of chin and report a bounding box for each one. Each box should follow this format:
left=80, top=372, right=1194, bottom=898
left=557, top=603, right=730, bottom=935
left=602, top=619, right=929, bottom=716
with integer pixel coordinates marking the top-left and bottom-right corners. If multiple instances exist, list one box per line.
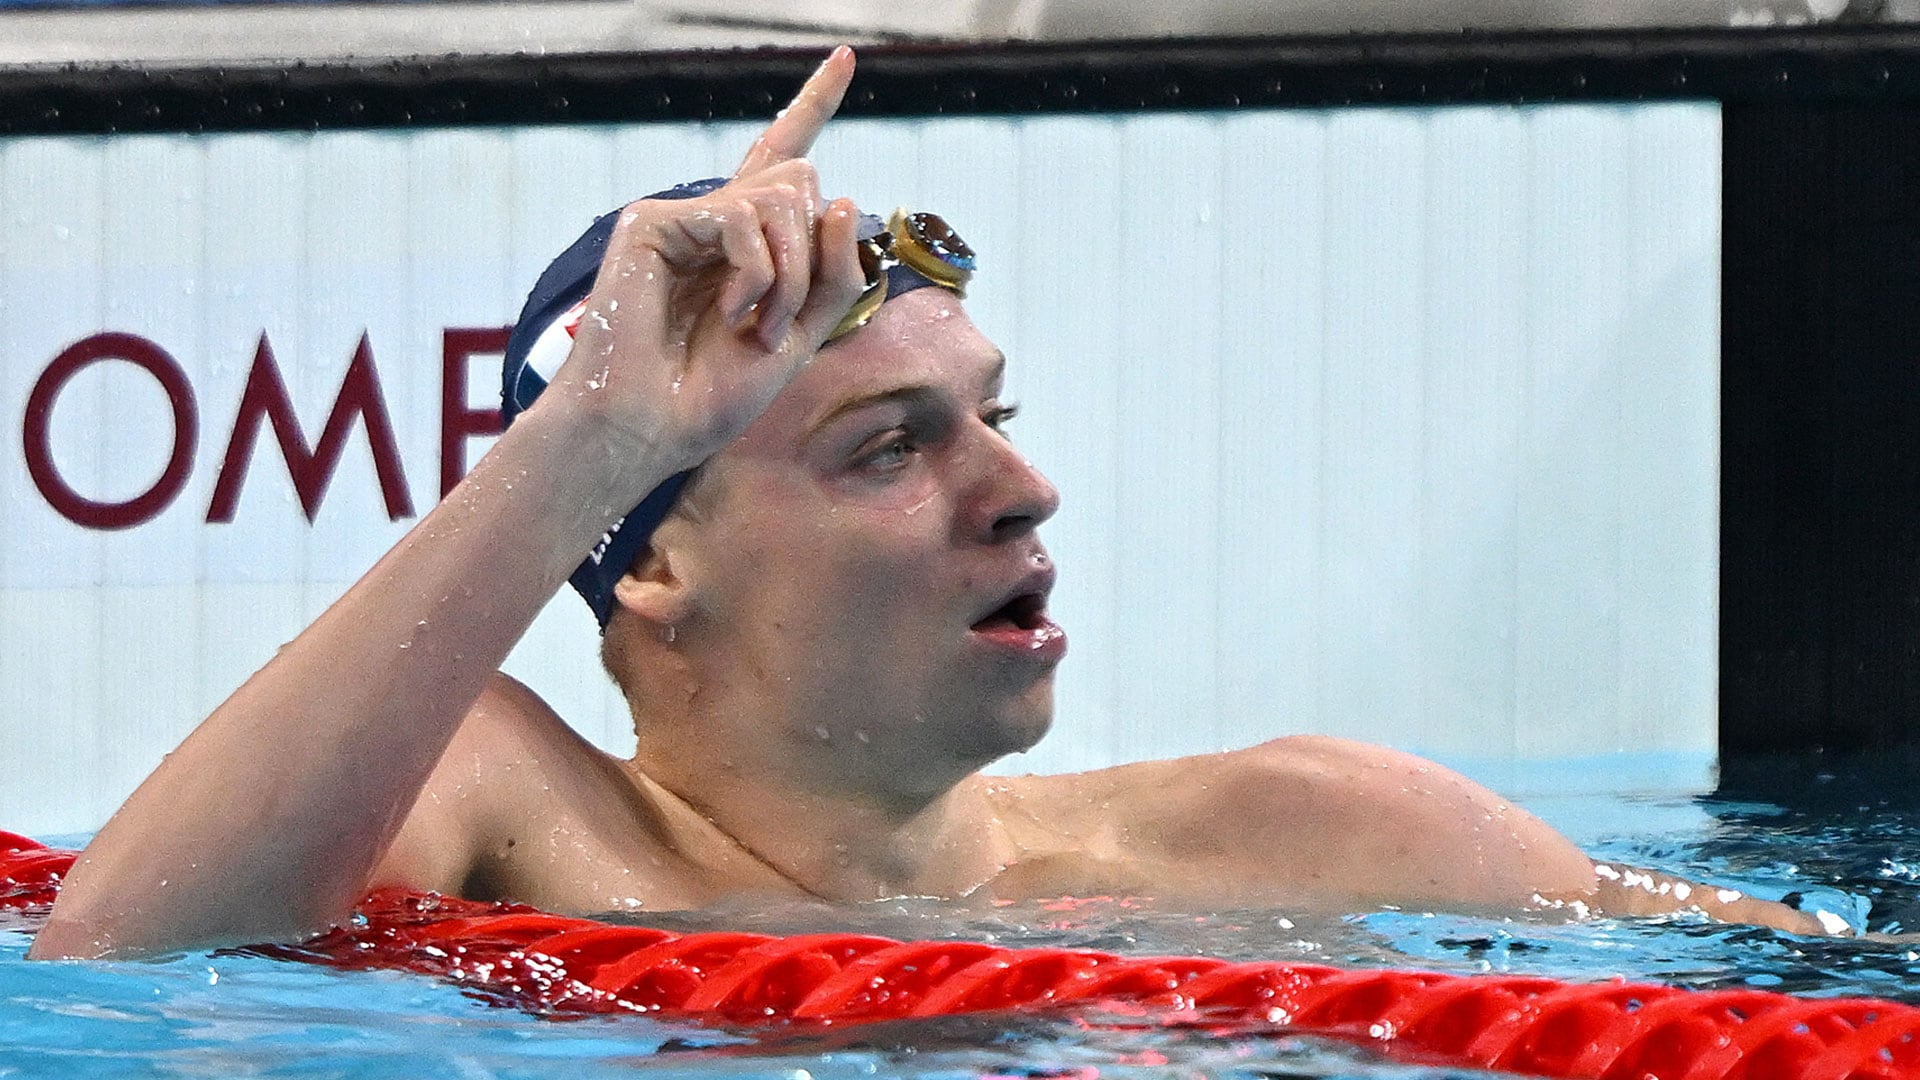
left=980, top=683, right=1055, bottom=762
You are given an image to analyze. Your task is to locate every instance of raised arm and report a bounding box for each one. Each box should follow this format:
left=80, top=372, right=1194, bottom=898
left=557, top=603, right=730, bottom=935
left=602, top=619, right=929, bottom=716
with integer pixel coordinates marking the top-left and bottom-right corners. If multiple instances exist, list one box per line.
left=31, top=47, right=867, bottom=960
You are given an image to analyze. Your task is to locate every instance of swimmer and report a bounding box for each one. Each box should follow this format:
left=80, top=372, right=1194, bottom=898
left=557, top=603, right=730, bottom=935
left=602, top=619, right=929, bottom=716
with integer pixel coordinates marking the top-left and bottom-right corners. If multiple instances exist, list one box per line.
left=29, top=47, right=1827, bottom=960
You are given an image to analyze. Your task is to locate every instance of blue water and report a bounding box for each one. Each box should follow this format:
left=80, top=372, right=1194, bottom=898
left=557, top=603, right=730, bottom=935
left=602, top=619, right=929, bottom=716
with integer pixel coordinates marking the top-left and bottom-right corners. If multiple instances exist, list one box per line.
left=7, top=751, right=1920, bottom=1079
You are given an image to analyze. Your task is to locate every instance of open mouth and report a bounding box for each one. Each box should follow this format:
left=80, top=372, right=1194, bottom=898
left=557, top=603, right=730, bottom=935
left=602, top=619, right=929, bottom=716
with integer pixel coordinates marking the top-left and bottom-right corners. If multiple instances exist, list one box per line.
left=971, top=593, right=1048, bottom=633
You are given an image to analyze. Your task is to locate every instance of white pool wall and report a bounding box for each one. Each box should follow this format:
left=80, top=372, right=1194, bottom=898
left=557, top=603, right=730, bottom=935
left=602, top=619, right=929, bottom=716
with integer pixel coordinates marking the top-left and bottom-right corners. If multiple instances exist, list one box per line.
left=0, top=104, right=1720, bottom=835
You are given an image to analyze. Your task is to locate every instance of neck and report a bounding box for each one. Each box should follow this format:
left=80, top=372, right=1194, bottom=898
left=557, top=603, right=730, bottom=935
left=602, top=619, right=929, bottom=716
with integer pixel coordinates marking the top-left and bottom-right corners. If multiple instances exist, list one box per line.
left=629, top=712, right=1013, bottom=902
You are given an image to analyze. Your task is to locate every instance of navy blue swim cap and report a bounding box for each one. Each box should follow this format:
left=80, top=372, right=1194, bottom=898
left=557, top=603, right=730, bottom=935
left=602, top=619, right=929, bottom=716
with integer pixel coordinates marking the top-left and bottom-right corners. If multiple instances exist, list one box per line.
left=501, top=178, right=955, bottom=629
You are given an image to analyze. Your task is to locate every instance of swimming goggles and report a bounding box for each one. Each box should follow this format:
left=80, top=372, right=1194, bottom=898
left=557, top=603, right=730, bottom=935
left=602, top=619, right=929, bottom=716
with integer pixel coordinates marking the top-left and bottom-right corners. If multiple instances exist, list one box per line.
left=827, top=209, right=977, bottom=342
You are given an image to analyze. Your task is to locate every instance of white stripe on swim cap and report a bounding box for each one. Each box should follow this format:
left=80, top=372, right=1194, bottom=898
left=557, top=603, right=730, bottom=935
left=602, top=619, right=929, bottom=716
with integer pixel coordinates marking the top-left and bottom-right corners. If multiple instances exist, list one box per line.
left=522, top=299, right=589, bottom=393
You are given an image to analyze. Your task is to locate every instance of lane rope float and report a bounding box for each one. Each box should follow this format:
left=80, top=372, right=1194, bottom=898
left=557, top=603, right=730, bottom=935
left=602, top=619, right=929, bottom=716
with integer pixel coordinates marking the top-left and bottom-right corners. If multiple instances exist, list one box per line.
left=5, top=833, right=1917, bottom=1079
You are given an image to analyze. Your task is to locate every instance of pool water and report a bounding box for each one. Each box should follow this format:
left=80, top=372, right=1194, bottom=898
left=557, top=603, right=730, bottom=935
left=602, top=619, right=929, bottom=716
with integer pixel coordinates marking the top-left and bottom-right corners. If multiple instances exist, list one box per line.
left=6, top=750, right=1920, bottom=1079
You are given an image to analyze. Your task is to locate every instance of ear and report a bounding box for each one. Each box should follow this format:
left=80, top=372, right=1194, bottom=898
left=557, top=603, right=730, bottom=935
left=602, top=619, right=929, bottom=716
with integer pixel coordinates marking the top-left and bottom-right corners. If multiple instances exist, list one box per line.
left=610, top=537, right=696, bottom=628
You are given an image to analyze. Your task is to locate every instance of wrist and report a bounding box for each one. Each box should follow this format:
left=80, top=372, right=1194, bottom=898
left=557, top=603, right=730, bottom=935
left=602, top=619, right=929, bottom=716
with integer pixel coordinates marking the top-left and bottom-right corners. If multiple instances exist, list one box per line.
left=500, top=391, right=680, bottom=516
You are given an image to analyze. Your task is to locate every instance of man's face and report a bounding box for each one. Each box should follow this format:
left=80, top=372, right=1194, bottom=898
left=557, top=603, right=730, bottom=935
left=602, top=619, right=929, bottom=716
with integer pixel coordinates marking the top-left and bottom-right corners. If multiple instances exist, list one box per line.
left=670, top=288, right=1063, bottom=799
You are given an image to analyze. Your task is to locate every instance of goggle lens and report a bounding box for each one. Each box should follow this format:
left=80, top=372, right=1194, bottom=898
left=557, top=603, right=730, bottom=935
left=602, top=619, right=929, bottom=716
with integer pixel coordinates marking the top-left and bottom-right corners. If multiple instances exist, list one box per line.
left=825, top=210, right=972, bottom=343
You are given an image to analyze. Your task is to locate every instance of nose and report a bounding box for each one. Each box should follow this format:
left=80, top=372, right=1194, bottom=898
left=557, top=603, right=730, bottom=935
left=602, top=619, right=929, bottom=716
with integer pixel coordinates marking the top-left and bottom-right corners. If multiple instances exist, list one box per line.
left=966, top=427, right=1060, bottom=544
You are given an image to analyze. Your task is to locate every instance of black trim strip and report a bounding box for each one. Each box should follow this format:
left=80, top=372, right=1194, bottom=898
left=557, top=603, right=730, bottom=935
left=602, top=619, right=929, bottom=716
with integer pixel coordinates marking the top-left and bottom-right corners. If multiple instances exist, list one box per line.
left=1721, top=100, right=1920, bottom=755
left=8, top=26, right=1920, bottom=135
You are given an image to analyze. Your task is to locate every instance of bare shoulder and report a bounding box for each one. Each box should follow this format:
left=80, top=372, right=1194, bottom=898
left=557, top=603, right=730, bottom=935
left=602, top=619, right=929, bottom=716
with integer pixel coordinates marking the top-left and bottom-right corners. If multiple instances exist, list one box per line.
left=440, top=671, right=598, bottom=782
left=1023, top=734, right=1478, bottom=819
left=1004, top=739, right=1829, bottom=932
left=1013, top=736, right=1595, bottom=911
left=372, top=672, right=608, bottom=895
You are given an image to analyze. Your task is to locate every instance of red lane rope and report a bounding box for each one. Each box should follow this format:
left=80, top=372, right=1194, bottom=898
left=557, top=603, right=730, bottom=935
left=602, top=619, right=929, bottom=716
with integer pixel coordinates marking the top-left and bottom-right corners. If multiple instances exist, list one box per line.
left=6, top=834, right=1919, bottom=1079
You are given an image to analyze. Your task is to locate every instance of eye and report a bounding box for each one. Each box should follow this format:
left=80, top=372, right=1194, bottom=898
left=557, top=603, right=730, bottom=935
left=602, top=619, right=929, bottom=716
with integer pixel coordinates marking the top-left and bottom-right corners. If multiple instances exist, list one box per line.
left=854, top=429, right=918, bottom=472
left=983, top=402, right=1020, bottom=434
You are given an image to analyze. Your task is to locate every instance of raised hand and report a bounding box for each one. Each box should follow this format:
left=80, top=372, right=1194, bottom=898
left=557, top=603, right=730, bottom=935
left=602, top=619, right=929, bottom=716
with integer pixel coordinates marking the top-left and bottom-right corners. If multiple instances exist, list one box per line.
left=537, top=47, right=868, bottom=487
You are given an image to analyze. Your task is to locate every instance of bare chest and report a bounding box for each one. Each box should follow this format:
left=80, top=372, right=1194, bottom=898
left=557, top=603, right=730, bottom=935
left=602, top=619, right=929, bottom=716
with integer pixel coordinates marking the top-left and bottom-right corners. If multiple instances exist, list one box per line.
left=466, top=784, right=807, bottom=917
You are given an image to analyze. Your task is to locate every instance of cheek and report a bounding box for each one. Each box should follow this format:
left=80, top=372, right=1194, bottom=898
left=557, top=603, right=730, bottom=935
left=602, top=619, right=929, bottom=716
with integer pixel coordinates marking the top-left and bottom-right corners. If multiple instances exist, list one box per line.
left=820, top=508, right=951, bottom=608
left=771, top=518, right=957, bottom=630
left=698, top=460, right=968, bottom=622
left=835, top=469, right=943, bottom=515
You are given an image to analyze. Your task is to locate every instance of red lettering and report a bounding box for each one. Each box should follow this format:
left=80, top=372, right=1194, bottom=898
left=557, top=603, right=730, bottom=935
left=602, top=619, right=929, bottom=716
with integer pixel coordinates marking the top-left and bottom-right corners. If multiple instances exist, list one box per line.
left=206, top=333, right=414, bottom=523
left=23, top=332, right=198, bottom=530
left=440, top=327, right=511, bottom=498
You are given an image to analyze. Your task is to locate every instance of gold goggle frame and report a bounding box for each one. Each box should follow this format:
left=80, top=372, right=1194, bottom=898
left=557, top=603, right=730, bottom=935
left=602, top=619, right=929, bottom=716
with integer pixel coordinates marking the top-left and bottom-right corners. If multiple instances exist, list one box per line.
left=827, top=209, right=976, bottom=342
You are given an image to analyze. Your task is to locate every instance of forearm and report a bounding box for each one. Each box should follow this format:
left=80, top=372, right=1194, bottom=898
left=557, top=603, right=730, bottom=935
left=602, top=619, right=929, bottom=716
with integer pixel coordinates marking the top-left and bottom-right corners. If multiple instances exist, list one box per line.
left=1575, top=863, right=1841, bottom=936
left=31, top=401, right=662, bottom=959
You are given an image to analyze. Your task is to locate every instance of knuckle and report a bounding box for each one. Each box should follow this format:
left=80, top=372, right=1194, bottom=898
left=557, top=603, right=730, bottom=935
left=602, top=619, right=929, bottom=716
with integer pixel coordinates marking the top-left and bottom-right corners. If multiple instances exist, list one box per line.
left=772, top=156, right=813, bottom=178
left=755, top=185, right=805, bottom=222
left=739, top=271, right=773, bottom=299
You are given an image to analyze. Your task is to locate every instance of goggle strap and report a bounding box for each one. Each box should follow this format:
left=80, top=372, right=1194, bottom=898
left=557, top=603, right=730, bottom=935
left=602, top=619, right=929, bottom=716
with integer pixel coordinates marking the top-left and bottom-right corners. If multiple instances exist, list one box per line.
left=827, top=279, right=889, bottom=342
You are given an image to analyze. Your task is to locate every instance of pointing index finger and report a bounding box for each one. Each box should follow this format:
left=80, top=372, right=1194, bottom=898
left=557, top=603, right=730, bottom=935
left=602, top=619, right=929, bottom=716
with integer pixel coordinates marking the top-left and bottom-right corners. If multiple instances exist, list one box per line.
left=735, top=45, right=855, bottom=178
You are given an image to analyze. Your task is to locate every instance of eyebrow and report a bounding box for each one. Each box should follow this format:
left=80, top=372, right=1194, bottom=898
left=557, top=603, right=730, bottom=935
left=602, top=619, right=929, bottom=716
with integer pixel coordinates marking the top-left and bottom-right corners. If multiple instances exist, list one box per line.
left=806, top=352, right=1007, bottom=439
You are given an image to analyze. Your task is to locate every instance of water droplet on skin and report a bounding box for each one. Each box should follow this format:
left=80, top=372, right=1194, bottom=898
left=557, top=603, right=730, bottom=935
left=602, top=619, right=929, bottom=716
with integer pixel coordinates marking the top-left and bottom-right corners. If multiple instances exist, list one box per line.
left=814, top=725, right=831, bottom=742
left=854, top=730, right=871, bottom=744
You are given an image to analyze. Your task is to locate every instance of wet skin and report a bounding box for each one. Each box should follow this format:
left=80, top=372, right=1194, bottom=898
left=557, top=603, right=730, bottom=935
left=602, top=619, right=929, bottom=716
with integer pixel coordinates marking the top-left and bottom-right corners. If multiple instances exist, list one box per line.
left=381, top=289, right=1074, bottom=909
left=372, top=291, right=1826, bottom=934
left=31, top=47, right=1828, bottom=961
